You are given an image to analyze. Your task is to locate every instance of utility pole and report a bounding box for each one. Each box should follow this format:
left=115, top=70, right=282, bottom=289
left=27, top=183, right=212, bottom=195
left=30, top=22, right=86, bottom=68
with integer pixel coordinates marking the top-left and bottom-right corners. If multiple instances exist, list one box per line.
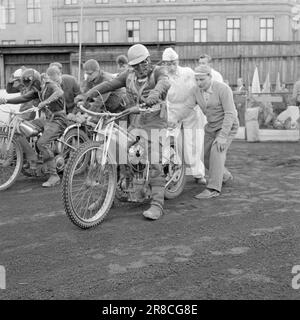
left=78, top=0, right=84, bottom=83
left=0, top=4, right=6, bottom=89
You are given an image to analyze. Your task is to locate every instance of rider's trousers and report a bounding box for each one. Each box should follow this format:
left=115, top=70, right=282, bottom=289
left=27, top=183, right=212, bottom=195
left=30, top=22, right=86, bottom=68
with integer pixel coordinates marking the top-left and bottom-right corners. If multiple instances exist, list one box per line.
left=17, top=136, right=37, bottom=162
left=129, top=110, right=167, bottom=209
left=32, top=119, right=64, bottom=175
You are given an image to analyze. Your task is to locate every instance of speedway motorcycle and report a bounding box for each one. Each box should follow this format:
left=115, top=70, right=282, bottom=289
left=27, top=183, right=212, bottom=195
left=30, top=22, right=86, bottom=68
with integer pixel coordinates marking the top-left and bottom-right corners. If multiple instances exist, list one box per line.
left=62, top=102, right=186, bottom=229
left=0, top=107, right=91, bottom=191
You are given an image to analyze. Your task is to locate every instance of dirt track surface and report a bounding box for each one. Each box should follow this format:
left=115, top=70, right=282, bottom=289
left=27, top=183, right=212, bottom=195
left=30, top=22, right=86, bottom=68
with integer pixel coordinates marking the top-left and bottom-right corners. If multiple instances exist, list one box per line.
left=1, top=141, right=300, bottom=300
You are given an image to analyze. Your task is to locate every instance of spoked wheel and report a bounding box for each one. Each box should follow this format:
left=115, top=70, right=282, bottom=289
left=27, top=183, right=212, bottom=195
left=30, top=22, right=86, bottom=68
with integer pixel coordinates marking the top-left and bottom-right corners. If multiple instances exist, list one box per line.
left=60, top=128, right=90, bottom=174
left=62, top=141, right=117, bottom=229
left=0, top=133, right=23, bottom=191
left=164, top=143, right=186, bottom=200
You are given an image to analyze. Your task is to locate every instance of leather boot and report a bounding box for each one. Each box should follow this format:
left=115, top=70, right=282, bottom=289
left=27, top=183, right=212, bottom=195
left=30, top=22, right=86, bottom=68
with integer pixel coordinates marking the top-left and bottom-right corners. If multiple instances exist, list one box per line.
left=143, top=204, right=163, bottom=221
left=42, top=174, right=60, bottom=188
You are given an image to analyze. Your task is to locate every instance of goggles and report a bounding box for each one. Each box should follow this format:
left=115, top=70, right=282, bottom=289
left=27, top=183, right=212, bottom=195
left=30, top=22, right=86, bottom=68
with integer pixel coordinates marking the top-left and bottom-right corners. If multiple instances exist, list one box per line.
left=132, top=59, right=149, bottom=70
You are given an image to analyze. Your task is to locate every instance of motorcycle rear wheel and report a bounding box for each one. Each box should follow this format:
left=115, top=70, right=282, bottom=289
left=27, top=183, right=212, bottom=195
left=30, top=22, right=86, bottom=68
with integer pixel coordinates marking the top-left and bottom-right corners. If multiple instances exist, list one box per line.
left=0, top=133, right=23, bottom=191
left=62, top=141, right=117, bottom=229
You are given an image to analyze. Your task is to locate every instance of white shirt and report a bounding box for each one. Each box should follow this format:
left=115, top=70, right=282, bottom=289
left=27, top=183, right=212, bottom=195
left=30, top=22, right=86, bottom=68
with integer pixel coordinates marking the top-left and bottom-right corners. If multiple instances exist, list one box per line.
left=211, top=68, right=224, bottom=83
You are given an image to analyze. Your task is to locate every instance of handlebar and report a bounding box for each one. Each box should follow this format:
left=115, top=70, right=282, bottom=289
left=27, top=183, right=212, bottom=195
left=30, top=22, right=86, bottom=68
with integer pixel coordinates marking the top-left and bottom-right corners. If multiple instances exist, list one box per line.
left=78, top=102, right=153, bottom=119
left=0, top=106, right=36, bottom=115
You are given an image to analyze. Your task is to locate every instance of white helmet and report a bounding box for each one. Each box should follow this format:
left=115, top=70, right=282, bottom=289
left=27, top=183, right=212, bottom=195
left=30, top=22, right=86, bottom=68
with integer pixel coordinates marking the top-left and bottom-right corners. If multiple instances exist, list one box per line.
left=162, top=47, right=179, bottom=61
left=13, top=68, right=23, bottom=79
left=127, top=44, right=150, bottom=66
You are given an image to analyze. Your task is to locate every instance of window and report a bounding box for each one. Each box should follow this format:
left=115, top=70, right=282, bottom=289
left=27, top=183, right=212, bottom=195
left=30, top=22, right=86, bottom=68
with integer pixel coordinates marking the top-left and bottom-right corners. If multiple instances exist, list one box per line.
left=226, top=18, right=240, bottom=42
left=27, top=39, right=41, bottom=44
left=194, top=19, right=207, bottom=42
left=2, top=40, right=15, bottom=45
left=127, top=20, right=140, bottom=43
left=260, top=18, right=274, bottom=41
left=158, top=19, right=176, bottom=42
left=65, top=21, right=79, bottom=43
left=1, top=0, right=15, bottom=24
left=95, top=0, right=109, bottom=3
left=64, top=0, right=78, bottom=4
left=27, top=0, right=41, bottom=24
left=96, top=21, right=109, bottom=43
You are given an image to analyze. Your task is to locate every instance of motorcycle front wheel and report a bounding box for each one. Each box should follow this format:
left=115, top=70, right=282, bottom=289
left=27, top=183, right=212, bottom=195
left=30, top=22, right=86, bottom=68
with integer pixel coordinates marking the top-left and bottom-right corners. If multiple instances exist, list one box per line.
left=62, top=141, right=117, bottom=229
left=164, top=143, right=186, bottom=200
left=60, top=128, right=90, bottom=174
left=0, top=133, right=23, bottom=191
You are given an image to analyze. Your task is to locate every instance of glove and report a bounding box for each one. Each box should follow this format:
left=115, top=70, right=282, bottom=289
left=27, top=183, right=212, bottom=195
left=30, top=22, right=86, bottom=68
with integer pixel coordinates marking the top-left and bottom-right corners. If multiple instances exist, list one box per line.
left=0, top=98, right=7, bottom=105
left=167, top=120, right=179, bottom=129
left=142, top=92, right=160, bottom=107
left=74, top=95, right=87, bottom=104
left=75, top=113, right=87, bottom=124
left=37, top=101, right=47, bottom=110
left=67, top=113, right=77, bottom=122
left=213, top=136, right=228, bottom=153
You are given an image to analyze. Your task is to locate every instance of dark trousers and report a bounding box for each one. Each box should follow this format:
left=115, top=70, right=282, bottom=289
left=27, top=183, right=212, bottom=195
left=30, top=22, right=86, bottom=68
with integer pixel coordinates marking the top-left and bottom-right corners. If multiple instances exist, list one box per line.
left=31, top=119, right=65, bottom=175
left=204, top=130, right=233, bottom=193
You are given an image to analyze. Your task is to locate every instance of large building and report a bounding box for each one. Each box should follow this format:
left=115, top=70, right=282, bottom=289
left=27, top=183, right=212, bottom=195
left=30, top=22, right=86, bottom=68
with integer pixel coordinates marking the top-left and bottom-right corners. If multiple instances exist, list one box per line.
left=0, top=0, right=300, bottom=45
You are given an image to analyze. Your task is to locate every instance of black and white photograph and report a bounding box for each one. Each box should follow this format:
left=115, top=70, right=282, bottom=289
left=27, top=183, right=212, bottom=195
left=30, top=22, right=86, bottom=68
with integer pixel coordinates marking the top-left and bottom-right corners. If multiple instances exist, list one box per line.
left=0, top=0, right=300, bottom=305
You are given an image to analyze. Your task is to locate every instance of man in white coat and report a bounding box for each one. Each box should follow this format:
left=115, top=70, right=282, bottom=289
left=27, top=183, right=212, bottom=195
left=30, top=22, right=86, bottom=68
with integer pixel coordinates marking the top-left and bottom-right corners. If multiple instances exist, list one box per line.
left=162, top=47, right=206, bottom=184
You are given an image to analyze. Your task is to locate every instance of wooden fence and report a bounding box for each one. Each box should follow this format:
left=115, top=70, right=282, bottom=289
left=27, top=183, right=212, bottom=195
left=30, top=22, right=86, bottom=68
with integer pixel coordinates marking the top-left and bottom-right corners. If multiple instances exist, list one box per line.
left=1, top=41, right=300, bottom=89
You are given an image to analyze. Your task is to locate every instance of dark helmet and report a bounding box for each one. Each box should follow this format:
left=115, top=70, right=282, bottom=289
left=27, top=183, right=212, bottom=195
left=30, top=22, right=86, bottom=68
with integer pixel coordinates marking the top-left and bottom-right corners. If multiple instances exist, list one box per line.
left=21, top=68, right=41, bottom=89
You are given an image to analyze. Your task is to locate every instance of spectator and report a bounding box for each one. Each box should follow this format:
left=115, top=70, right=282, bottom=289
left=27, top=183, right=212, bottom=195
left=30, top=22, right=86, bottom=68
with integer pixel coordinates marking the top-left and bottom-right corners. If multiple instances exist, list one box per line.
left=235, top=77, right=247, bottom=126
left=236, top=77, right=246, bottom=92
left=198, top=54, right=224, bottom=83
left=280, top=83, right=289, bottom=93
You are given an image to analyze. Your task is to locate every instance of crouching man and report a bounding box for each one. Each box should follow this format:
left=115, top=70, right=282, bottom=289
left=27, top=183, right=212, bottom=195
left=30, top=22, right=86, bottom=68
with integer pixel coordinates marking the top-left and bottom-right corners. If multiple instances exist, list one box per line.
left=191, top=65, right=239, bottom=199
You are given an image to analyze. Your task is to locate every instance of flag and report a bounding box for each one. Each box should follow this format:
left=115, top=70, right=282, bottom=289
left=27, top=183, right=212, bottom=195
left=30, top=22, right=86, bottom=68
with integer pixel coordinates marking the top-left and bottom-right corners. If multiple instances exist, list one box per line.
left=262, top=73, right=271, bottom=93
left=275, top=72, right=281, bottom=92
left=251, top=66, right=261, bottom=94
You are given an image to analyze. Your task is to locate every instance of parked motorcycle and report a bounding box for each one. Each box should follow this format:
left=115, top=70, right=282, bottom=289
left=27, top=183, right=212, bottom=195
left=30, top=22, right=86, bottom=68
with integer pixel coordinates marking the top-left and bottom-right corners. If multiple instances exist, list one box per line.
left=62, top=103, right=186, bottom=229
left=0, top=107, right=91, bottom=191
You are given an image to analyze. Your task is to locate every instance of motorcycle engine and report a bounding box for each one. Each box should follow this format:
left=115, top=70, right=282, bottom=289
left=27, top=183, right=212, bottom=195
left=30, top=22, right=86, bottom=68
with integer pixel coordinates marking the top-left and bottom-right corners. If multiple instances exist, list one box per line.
left=128, top=142, right=147, bottom=169
left=55, top=155, right=65, bottom=172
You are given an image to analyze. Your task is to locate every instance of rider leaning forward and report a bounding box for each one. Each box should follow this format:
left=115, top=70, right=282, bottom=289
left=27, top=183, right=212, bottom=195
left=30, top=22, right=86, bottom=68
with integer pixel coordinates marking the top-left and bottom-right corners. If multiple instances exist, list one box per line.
left=74, top=44, right=171, bottom=221
left=75, top=59, right=127, bottom=114
left=0, top=67, right=67, bottom=188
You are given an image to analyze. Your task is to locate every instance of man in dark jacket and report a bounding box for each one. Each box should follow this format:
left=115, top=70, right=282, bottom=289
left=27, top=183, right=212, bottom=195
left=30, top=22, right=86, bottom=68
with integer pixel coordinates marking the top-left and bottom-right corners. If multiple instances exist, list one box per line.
left=75, top=44, right=171, bottom=221
left=0, top=68, right=66, bottom=187
left=76, top=59, right=127, bottom=113
left=49, top=62, right=81, bottom=114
